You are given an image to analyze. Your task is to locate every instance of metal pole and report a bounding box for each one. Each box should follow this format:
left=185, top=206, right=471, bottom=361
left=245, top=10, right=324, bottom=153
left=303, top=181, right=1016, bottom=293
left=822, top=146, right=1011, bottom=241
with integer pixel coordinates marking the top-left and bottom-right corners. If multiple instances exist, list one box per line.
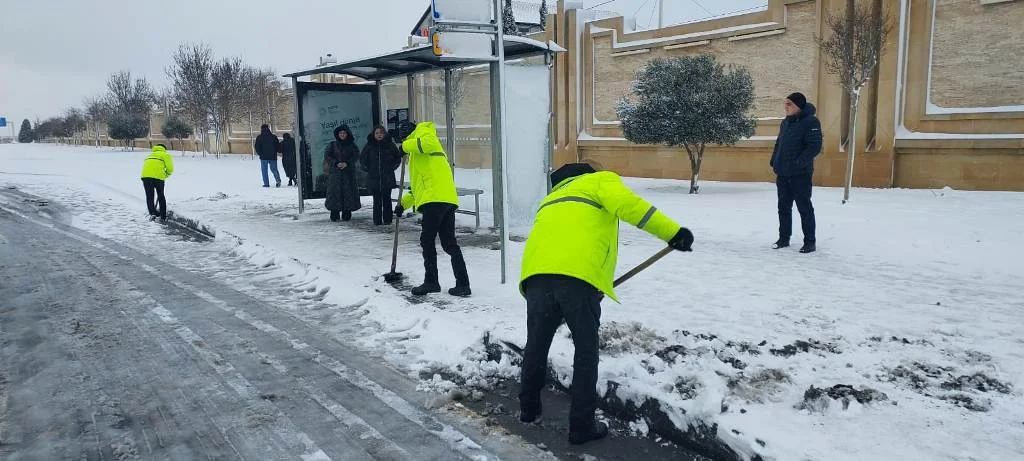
left=492, top=0, right=510, bottom=284
left=658, top=0, right=665, bottom=28
left=546, top=51, right=555, bottom=194
left=444, top=68, right=457, bottom=174
left=407, top=74, right=416, bottom=123
left=292, top=77, right=304, bottom=214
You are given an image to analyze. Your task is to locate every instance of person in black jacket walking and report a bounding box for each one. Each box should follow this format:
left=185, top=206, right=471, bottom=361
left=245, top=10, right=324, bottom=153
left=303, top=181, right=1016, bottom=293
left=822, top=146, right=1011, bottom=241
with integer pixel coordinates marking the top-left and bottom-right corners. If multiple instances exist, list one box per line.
left=770, top=92, right=822, bottom=253
left=360, top=126, right=402, bottom=225
left=280, top=132, right=297, bottom=186
left=254, top=124, right=282, bottom=187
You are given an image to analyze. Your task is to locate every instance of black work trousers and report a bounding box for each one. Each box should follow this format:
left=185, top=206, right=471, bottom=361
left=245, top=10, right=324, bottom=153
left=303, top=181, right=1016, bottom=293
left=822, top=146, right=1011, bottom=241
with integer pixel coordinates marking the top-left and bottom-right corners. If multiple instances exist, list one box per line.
left=776, top=173, right=816, bottom=245
left=519, top=274, right=603, bottom=434
left=142, top=178, right=167, bottom=219
left=418, top=203, right=469, bottom=287
left=371, top=188, right=393, bottom=225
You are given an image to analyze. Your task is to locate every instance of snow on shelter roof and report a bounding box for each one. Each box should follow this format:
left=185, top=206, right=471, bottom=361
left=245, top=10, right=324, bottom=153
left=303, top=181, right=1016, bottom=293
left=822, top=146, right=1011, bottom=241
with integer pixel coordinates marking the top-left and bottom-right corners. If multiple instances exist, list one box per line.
left=283, top=36, right=564, bottom=81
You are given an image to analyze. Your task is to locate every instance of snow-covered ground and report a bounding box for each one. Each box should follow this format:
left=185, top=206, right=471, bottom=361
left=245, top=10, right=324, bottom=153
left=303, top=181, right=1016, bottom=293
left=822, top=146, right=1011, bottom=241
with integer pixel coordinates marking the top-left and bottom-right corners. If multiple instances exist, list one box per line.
left=2, top=143, right=1023, bottom=461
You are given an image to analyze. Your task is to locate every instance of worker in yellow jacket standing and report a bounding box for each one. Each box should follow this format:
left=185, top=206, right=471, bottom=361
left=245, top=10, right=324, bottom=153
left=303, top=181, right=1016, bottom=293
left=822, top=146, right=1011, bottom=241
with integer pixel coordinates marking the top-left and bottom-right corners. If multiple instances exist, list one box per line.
left=517, top=163, right=694, bottom=445
left=394, top=122, right=471, bottom=297
left=140, top=144, right=174, bottom=221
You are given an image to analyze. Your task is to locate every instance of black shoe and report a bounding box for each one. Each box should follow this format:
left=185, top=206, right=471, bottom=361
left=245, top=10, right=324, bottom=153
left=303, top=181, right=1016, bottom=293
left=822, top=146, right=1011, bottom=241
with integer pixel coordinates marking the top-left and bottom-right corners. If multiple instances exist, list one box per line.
left=772, top=240, right=790, bottom=249
left=330, top=211, right=340, bottom=222
left=448, top=286, right=471, bottom=297
left=411, top=283, right=441, bottom=296
left=800, top=243, right=816, bottom=253
left=568, top=421, right=608, bottom=445
left=519, top=407, right=542, bottom=424
left=341, top=211, right=352, bottom=221
left=276, top=180, right=281, bottom=188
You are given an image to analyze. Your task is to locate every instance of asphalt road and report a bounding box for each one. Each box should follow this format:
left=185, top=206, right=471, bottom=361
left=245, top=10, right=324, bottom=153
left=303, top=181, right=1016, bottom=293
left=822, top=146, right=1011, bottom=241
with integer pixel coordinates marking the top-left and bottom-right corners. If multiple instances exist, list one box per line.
left=0, top=185, right=707, bottom=461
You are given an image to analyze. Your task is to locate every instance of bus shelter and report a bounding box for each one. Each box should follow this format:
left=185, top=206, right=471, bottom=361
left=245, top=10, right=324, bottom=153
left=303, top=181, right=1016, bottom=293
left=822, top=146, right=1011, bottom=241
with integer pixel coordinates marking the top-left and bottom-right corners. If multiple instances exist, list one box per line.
left=284, top=35, right=564, bottom=283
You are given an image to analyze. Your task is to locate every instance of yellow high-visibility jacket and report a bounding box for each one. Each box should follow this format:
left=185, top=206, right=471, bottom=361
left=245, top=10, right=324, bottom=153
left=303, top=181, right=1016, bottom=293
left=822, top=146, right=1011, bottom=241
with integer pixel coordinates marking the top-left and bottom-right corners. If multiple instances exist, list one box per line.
left=399, top=122, right=458, bottom=210
left=520, top=171, right=681, bottom=302
left=140, top=145, right=174, bottom=180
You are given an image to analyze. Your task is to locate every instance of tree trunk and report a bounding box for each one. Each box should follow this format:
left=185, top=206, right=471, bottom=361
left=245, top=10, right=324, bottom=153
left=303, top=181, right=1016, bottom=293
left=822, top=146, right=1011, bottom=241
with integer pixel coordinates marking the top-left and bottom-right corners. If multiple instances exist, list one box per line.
left=842, top=90, right=861, bottom=203
left=685, top=144, right=702, bottom=194
left=248, top=111, right=254, bottom=160
left=691, top=145, right=705, bottom=194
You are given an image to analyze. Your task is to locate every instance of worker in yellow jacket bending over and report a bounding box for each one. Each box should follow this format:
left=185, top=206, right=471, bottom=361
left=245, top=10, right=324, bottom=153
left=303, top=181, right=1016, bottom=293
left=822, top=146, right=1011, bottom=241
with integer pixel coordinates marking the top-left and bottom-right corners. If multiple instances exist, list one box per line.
left=517, top=162, right=693, bottom=445
left=393, top=122, right=470, bottom=297
left=140, top=144, right=174, bottom=221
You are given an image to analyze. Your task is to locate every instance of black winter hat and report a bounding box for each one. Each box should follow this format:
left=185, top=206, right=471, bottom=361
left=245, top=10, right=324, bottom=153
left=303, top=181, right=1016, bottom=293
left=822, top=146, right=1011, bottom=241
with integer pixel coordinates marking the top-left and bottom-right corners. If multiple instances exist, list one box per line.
left=787, top=92, right=807, bottom=110
left=550, top=163, right=596, bottom=188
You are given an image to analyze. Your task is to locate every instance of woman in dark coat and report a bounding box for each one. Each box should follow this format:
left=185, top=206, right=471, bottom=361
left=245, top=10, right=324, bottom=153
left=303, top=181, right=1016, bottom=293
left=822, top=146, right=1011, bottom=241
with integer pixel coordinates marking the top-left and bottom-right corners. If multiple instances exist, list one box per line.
left=323, top=125, right=361, bottom=221
left=360, top=125, right=403, bottom=225
left=280, top=132, right=297, bottom=186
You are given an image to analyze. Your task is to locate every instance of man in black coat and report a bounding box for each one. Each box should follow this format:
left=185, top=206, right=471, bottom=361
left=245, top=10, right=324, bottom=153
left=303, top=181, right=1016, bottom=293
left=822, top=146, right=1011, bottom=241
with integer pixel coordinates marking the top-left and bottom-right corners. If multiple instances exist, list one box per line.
left=254, top=124, right=282, bottom=187
left=770, top=92, right=821, bottom=253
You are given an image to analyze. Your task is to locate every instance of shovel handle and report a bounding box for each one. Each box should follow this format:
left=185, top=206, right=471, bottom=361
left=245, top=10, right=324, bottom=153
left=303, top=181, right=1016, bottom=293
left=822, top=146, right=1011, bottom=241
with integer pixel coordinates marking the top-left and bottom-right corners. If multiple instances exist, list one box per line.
left=613, top=245, right=674, bottom=288
left=389, top=154, right=409, bottom=273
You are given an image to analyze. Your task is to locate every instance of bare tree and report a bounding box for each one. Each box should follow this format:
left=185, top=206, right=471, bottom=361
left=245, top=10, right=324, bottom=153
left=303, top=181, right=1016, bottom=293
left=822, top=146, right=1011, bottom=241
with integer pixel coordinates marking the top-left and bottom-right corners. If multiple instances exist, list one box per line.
left=105, top=71, right=155, bottom=150
left=210, top=57, right=245, bottom=154
left=819, top=0, right=892, bottom=203
left=167, top=43, right=214, bottom=155
left=257, top=70, right=289, bottom=131
left=64, top=108, right=87, bottom=144
left=84, top=97, right=109, bottom=147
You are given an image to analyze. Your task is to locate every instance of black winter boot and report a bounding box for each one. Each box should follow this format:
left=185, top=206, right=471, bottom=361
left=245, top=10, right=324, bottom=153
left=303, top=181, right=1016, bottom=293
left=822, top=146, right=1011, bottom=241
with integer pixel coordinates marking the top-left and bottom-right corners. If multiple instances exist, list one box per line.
left=342, top=211, right=352, bottom=221
left=330, top=211, right=340, bottom=222
left=411, top=283, right=441, bottom=296
left=448, top=286, right=471, bottom=297
left=772, top=239, right=790, bottom=249
left=568, top=421, right=608, bottom=445
left=800, top=243, right=816, bottom=253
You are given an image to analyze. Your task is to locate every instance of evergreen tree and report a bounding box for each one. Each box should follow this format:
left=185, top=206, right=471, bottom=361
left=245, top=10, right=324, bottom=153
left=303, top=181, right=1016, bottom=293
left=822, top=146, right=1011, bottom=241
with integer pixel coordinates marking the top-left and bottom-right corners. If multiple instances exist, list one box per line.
left=108, top=113, right=150, bottom=150
left=161, top=116, right=194, bottom=151
left=17, top=119, right=33, bottom=143
left=503, top=0, right=518, bottom=36
left=616, top=55, right=756, bottom=194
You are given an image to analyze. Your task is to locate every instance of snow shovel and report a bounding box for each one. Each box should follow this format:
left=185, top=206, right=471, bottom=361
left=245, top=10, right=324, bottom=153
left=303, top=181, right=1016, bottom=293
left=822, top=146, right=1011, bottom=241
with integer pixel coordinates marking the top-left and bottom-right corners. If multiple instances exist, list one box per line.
left=383, top=154, right=409, bottom=284
left=613, top=245, right=675, bottom=288
left=502, top=246, right=676, bottom=357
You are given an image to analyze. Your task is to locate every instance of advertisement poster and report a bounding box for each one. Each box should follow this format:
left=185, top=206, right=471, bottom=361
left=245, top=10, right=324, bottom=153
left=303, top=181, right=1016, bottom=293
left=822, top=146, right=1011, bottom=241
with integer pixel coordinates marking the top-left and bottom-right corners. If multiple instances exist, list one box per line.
left=297, top=83, right=379, bottom=200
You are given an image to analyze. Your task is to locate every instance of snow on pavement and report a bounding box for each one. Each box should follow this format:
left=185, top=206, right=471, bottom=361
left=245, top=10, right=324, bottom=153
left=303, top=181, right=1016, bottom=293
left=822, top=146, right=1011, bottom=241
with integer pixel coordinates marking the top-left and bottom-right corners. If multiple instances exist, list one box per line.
left=2, top=143, right=1023, bottom=461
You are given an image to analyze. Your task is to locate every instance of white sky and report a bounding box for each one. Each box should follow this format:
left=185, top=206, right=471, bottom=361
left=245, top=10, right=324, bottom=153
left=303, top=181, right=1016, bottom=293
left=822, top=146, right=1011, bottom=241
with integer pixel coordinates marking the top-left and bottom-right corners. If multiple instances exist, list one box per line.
left=0, top=0, right=763, bottom=125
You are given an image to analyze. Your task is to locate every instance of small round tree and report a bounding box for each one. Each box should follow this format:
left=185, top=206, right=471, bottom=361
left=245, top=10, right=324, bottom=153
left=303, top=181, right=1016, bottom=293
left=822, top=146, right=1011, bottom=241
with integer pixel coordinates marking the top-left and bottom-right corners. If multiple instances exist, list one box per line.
left=108, top=113, right=150, bottom=150
left=616, top=55, right=756, bottom=194
left=161, top=116, right=194, bottom=151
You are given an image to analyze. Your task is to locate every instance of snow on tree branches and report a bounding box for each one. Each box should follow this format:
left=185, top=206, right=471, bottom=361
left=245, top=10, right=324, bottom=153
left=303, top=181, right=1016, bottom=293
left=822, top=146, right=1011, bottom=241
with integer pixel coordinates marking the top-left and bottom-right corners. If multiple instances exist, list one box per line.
left=616, top=55, right=756, bottom=194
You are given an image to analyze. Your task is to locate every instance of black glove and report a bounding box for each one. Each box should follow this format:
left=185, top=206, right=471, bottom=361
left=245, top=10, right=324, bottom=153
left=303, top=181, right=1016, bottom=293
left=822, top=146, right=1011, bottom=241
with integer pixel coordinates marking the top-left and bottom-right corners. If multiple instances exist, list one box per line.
left=669, top=227, right=694, bottom=252
left=394, top=204, right=405, bottom=217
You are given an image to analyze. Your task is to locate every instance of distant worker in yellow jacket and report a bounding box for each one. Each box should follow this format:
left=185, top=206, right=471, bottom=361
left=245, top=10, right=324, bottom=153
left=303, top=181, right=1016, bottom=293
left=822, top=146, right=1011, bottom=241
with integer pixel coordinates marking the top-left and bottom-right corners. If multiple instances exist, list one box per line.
left=140, top=144, right=174, bottom=221
left=393, top=122, right=471, bottom=297
left=517, top=162, right=693, bottom=445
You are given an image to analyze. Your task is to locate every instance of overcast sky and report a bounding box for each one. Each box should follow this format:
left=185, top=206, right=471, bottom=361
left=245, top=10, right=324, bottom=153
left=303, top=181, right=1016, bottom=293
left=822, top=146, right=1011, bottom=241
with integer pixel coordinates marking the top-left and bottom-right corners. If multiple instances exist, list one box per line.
left=0, top=0, right=764, bottom=125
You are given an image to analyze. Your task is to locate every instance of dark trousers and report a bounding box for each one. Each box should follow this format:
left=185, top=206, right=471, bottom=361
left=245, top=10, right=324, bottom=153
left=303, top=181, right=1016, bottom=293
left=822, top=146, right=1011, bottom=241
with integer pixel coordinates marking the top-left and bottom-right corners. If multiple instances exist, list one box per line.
left=142, top=178, right=166, bottom=219
left=418, top=203, right=469, bottom=287
left=776, top=174, right=816, bottom=244
left=519, top=275, right=603, bottom=434
left=371, top=188, right=393, bottom=225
